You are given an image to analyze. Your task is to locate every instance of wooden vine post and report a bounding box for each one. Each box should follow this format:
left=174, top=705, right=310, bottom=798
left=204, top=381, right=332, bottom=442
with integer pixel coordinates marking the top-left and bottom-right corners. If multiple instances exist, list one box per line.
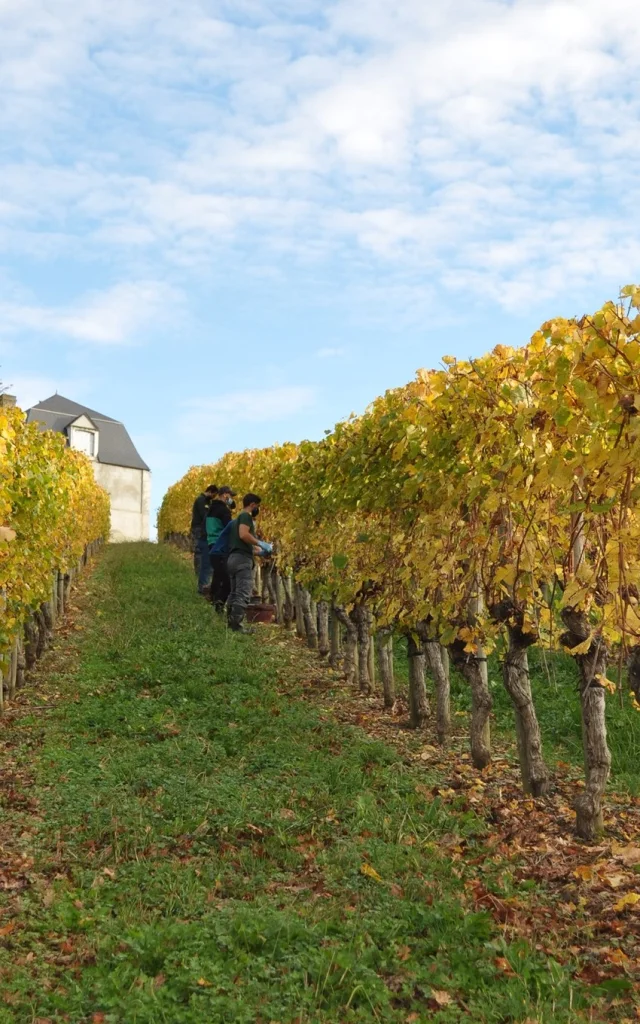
left=376, top=630, right=395, bottom=707
left=317, top=600, right=330, bottom=659
left=406, top=633, right=429, bottom=729
left=329, top=605, right=342, bottom=670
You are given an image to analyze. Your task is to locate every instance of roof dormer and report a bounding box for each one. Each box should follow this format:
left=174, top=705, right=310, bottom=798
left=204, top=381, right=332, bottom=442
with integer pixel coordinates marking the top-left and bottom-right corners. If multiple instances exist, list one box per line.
left=67, top=414, right=99, bottom=460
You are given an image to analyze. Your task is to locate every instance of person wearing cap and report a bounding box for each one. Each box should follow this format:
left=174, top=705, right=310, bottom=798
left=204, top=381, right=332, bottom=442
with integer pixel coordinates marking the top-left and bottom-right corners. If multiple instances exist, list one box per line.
left=226, top=493, right=272, bottom=633
left=206, top=485, right=237, bottom=611
left=191, top=483, right=218, bottom=593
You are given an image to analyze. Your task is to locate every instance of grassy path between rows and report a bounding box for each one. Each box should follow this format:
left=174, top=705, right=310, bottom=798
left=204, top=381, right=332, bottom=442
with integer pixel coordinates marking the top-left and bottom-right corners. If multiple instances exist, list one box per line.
left=0, top=543, right=631, bottom=1022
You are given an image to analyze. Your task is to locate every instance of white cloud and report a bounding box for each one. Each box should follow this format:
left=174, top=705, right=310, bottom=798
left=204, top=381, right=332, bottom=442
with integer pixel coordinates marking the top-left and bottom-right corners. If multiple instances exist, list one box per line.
left=0, top=281, right=177, bottom=345
left=5, top=374, right=69, bottom=411
left=178, top=386, right=315, bottom=438
left=1, top=0, right=640, bottom=313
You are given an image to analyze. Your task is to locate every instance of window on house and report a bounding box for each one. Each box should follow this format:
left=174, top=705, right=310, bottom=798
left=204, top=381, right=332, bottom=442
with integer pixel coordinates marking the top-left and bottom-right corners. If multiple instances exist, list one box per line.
left=71, top=428, right=96, bottom=457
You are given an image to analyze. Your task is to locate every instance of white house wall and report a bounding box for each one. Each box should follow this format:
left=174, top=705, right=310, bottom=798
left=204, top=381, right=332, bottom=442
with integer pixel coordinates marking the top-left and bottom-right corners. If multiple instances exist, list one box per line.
left=93, top=463, right=151, bottom=543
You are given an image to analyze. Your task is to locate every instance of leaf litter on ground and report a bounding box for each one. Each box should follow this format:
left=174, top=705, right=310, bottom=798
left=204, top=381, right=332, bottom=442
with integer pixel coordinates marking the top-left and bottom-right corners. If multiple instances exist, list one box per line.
left=256, top=622, right=640, bottom=1009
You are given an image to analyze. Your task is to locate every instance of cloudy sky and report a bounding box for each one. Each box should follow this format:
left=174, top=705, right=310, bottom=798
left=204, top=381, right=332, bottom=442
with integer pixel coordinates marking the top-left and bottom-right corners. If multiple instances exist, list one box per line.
left=2, top=0, right=639, bottom=519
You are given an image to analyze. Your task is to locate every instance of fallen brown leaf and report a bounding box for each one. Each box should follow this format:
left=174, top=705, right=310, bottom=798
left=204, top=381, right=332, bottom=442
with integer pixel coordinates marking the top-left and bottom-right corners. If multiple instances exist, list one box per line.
left=431, top=988, right=453, bottom=1006
left=615, top=844, right=640, bottom=868
left=495, top=956, right=515, bottom=976
left=602, top=871, right=626, bottom=890
left=606, top=949, right=630, bottom=966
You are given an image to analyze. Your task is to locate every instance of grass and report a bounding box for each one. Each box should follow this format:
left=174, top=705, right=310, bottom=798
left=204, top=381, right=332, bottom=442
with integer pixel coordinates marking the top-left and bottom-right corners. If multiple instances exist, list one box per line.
left=0, top=543, right=619, bottom=1022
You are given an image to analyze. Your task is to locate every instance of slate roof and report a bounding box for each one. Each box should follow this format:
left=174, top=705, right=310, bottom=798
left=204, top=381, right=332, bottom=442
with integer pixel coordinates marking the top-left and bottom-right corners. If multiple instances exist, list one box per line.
left=26, top=395, right=150, bottom=472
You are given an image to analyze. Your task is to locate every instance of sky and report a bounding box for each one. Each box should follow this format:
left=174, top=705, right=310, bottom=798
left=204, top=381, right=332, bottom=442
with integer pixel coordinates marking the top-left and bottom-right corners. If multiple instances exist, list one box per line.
left=2, top=0, right=640, bottom=526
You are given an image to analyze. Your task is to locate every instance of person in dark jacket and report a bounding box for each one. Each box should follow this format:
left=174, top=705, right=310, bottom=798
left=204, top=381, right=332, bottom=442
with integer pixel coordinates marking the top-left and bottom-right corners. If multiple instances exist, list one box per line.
left=191, top=484, right=217, bottom=593
left=206, top=485, right=236, bottom=611
left=226, top=493, right=272, bottom=633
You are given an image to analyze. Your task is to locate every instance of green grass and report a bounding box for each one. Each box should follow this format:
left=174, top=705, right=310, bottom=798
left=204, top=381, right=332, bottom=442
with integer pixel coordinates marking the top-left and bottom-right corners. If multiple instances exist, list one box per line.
left=393, top=637, right=640, bottom=795
left=0, top=544, right=609, bottom=1022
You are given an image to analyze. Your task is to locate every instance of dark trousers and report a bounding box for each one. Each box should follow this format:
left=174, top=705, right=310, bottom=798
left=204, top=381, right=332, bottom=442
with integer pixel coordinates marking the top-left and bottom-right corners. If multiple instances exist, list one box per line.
left=192, top=530, right=212, bottom=591
left=210, top=552, right=231, bottom=610
left=227, top=552, right=254, bottom=629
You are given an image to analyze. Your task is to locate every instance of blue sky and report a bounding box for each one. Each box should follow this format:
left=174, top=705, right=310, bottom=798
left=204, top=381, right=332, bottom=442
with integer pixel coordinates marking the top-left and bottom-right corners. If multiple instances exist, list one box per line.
left=2, top=0, right=639, bottom=524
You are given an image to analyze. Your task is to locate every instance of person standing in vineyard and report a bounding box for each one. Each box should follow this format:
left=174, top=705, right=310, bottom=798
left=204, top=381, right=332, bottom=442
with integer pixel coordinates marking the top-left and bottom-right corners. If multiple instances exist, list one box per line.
left=191, top=484, right=217, bottom=594
left=206, top=485, right=236, bottom=611
left=227, top=493, right=272, bottom=633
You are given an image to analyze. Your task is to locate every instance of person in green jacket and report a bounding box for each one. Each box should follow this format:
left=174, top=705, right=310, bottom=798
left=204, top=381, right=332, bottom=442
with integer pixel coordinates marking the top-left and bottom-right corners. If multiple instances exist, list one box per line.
left=226, top=493, right=272, bottom=632
left=205, top=485, right=236, bottom=547
left=205, top=485, right=236, bottom=611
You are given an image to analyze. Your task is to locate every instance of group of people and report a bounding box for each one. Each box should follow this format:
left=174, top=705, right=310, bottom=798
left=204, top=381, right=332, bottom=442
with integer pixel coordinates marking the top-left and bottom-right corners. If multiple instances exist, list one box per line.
left=190, top=484, right=272, bottom=633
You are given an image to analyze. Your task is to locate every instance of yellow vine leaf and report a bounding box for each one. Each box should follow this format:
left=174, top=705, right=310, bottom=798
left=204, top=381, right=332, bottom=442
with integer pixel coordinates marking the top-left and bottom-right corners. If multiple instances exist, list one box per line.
left=157, top=284, right=640, bottom=767
left=565, top=637, right=592, bottom=657
left=613, top=892, right=640, bottom=912
left=360, top=863, right=383, bottom=883
left=0, top=402, right=109, bottom=661
left=594, top=674, right=616, bottom=694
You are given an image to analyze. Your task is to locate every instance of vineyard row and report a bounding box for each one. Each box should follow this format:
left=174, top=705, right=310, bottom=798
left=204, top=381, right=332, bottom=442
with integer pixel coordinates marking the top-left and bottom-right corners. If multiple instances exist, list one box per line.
left=158, top=287, right=640, bottom=842
left=0, top=398, right=110, bottom=710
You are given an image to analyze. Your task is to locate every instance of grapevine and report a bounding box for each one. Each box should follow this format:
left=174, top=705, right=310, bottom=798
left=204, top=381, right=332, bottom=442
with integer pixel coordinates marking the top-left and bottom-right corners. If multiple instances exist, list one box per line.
left=158, top=289, right=640, bottom=839
left=0, top=401, right=110, bottom=681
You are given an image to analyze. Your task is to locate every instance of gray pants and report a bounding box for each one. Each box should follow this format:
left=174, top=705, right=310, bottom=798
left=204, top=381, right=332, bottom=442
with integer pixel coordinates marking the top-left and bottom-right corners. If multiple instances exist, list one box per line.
left=227, top=552, right=254, bottom=629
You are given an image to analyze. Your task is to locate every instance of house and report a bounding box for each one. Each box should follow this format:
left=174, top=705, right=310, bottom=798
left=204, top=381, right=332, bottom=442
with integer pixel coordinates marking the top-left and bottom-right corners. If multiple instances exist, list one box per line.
left=26, top=394, right=151, bottom=543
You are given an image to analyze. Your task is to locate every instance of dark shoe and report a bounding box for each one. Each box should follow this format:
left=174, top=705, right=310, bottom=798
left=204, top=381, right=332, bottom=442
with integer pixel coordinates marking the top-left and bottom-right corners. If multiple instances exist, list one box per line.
left=229, top=622, right=254, bottom=635
left=227, top=602, right=243, bottom=629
